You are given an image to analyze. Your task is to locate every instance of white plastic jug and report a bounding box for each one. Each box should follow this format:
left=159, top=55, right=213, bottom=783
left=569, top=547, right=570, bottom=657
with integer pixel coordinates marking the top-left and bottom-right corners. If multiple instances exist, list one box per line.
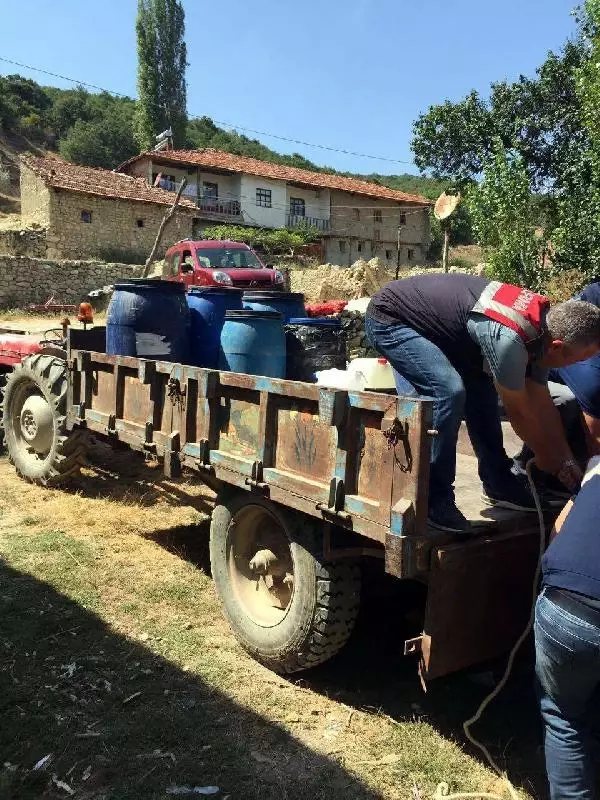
left=347, top=357, right=395, bottom=390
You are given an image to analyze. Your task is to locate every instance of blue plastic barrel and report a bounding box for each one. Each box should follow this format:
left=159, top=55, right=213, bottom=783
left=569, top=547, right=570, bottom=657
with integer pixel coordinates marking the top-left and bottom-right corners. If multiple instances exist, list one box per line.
left=106, top=279, right=190, bottom=363
left=242, top=291, right=306, bottom=322
left=219, top=310, right=286, bottom=378
left=285, top=317, right=346, bottom=382
left=187, top=287, right=243, bottom=368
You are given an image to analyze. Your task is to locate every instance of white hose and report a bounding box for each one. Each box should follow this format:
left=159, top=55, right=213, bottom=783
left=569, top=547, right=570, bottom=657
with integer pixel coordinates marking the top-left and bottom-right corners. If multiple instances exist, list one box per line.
left=430, top=459, right=545, bottom=800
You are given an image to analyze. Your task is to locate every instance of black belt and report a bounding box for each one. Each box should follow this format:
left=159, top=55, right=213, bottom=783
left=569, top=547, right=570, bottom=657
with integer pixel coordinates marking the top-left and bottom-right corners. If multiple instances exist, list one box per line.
left=545, top=587, right=600, bottom=627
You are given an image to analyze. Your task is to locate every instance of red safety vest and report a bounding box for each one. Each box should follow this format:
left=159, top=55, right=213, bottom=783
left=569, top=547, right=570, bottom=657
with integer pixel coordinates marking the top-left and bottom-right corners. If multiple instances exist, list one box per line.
left=472, top=281, right=550, bottom=344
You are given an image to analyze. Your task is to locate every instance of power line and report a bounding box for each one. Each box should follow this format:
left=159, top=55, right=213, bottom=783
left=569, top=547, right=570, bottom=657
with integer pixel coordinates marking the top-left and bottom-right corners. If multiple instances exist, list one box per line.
left=0, top=56, right=417, bottom=168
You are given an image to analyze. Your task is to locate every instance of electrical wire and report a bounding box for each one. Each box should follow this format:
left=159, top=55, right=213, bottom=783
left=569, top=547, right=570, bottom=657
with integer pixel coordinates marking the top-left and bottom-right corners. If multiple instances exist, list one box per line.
left=0, top=55, right=417, bottom=167
left=430, top=459, right=546, bottom=800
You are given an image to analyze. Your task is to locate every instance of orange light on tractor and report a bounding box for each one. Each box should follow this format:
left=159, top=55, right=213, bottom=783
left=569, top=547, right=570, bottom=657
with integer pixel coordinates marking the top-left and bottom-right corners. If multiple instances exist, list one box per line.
left=77, top=302, right=94, bottom=325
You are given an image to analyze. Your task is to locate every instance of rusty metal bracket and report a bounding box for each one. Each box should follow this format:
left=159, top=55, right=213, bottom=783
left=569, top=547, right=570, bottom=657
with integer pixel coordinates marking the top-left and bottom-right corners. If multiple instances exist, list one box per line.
left=105, top=414, right=117, bottom=436
left=404, top=635, right=423, bottom=656
left=76, top=402, right=86, bottom=423
left=316, top=477, right=351, bottom=521
left=245, top=460, right=267, bottom=490
left=143, top=421, right=156, bottom=452
left=164, top=432, right=181, bottom=479
left=196, top=439, right=213, bottom=473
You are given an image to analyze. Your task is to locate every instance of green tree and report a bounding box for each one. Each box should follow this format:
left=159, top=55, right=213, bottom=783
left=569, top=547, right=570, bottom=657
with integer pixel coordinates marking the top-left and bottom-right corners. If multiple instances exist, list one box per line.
left=134, top=0, right=188, bottom=151
left=59, top=110, right=138, bottom=169
left=467, top=141, right=544, bottom=289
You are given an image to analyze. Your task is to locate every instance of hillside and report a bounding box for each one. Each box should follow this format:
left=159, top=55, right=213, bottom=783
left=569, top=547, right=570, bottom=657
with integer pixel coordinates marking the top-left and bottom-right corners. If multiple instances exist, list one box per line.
left=0, top=73, right=446, bottom=219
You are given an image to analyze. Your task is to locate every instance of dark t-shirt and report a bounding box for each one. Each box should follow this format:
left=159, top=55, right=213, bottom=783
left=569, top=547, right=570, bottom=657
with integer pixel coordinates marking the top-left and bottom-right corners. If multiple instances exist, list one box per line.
left=555, top=282, right=600, bottom=419
left=543, top=457, right=600, bottom=602
left=367, top=273, right=490, bottom=375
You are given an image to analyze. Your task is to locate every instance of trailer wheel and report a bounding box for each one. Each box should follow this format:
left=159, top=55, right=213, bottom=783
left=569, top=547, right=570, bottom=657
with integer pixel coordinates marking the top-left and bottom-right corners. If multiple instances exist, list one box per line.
left=1, top=354, right=87, bottom=485
left=210, top=493, right=361, bottom=673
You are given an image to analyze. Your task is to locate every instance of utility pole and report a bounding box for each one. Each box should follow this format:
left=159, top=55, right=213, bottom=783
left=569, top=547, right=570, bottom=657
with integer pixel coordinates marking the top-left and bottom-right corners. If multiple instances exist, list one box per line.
left=395, top=219, right=405, bottom=280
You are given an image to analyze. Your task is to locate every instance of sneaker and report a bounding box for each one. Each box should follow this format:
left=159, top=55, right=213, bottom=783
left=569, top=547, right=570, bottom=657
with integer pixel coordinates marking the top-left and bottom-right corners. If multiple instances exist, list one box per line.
left=513, top=460, right=571, bottom=507
left=428, top=503, right=472, bottom=534
left=482, top=477, right=540, bottom=512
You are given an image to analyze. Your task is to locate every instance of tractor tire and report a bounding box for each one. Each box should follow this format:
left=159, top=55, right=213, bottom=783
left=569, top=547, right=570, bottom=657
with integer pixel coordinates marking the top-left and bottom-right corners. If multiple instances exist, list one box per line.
left=210, top=492, right=361, bottom=673
left=1, top=354, right=88, bottom=485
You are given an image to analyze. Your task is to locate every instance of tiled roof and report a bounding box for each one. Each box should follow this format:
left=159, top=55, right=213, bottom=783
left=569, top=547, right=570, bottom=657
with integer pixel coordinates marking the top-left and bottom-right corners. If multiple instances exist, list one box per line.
left=21, top=155, right=197, bottom=209
left=118, top=149, right=432, bottom=206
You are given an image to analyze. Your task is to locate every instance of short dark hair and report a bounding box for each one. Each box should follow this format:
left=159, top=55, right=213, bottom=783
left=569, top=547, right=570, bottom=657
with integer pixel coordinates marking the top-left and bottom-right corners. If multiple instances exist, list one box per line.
left=547, top=300, right=600, bottom=347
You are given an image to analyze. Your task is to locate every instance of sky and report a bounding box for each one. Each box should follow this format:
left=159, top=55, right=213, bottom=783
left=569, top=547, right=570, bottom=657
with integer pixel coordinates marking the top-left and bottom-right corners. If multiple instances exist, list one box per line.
left=0, top=0, right=579, bottom=175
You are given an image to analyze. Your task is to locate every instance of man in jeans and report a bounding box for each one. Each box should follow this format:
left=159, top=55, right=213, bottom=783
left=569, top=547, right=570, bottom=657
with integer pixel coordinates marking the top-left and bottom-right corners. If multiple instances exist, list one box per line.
left=365, top=273, right=600, bottom=533
left=536, top=456, right=600, bottom=799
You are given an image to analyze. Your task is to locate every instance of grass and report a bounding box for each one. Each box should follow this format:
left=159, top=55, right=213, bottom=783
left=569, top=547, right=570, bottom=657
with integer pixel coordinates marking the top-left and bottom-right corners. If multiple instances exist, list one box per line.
left=0, top=444, right=544, bottom=799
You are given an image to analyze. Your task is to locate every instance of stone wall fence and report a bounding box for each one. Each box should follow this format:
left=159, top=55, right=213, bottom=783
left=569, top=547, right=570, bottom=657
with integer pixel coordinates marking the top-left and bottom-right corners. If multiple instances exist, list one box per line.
left=0, top=256, right=143, bottom=309
left=0, top=228, right=48, bottom=258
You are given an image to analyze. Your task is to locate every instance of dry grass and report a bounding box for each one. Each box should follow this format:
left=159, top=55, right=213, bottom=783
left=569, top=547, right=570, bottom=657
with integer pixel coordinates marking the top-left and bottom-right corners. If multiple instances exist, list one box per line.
left=0, top=442, right=543, bottom=799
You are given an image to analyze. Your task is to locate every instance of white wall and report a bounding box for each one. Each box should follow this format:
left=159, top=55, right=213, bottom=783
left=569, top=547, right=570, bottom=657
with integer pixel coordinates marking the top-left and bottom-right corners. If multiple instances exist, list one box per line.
left=240, top=175, right=286, bottom=228
left=197, top=171, right=241, bottom=201
left=285, top=186, right=330, bottom=222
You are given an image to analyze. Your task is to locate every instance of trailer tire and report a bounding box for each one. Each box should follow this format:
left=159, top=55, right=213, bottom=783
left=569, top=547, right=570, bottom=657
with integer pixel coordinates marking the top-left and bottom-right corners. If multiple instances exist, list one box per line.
left=210, top=492, right=361, bottom=673
left=1, top=354, right=87, bottom=485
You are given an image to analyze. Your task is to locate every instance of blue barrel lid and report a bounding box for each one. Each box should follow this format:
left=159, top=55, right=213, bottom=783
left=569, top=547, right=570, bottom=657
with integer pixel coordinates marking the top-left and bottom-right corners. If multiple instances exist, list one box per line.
left=188, top=286, right=243, bottom=296
left=225, top=309, right=284, bottom=320
left=288, top=317, right=342, bottom=328
left=113, top=278, right=185, bottom=292
left=242, top=291, right=305, bottom=302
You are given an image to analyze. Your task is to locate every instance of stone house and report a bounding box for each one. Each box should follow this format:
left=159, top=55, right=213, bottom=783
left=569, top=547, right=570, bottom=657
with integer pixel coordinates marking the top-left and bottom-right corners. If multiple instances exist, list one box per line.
left=118, top=149, right=433, bottom=267
left=20, top=155, right=197, bottom=261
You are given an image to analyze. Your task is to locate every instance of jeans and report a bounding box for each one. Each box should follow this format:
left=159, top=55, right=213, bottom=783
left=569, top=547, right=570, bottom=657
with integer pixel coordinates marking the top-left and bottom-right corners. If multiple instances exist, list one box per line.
left=365, top=316, right=515, bottom=509
left=535, top=590, right=600, bottom=800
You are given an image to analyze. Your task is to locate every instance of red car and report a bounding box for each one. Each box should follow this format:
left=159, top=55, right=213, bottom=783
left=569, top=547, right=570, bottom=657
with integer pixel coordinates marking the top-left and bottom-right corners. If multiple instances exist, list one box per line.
left=164, top=239, right=285, bottom=290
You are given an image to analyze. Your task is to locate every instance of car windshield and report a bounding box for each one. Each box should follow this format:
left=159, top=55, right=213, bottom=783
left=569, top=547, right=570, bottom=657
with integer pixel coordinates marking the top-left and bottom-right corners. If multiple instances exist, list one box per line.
left=195, top=248, right=262, bottom=269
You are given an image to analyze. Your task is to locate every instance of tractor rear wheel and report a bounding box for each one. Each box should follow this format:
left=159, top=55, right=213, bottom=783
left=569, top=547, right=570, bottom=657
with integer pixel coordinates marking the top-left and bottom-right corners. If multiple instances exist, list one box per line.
left=1, top=354, right=87, bottom=485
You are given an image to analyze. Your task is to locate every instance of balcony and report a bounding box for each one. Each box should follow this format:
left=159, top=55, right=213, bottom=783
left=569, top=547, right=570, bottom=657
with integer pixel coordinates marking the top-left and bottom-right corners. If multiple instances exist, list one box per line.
left=197, top=197, right=243, bottom=221
left=286, top=213, right=330, bottom=232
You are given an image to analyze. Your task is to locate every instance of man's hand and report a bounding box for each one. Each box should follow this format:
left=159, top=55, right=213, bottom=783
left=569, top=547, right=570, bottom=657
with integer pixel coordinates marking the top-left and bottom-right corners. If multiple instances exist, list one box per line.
left=555, top=459, right=583, bottom=492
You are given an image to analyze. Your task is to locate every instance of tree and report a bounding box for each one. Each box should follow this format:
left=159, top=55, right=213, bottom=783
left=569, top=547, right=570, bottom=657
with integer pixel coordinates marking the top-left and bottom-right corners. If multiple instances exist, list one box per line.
left=134, top=0, right=187, bottom=151
left=59, top=110, right=138, bottom=169
left=467, top=141, right=544, bottom=289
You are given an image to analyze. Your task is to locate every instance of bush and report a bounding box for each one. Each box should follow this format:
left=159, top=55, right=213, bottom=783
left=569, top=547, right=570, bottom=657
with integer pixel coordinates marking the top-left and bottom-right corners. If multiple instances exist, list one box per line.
left=201, top=223, right=321, bottom=257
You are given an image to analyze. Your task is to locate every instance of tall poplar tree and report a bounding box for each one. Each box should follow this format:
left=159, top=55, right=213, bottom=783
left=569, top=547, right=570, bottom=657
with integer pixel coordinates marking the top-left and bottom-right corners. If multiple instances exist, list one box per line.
left=134, top=0, right=187, bottom=151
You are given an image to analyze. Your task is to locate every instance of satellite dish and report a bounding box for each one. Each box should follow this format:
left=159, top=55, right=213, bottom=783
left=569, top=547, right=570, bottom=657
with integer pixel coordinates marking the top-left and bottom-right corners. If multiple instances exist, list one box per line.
left=434, top=191, right=461, bottom=221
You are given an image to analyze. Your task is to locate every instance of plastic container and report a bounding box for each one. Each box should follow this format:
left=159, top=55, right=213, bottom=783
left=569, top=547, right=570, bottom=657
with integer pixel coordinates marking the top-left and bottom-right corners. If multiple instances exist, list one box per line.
left=106, top=279, right=189, bottom=362
left=347, top=357, right=396, bottom=390
left=219, top=310, right=286, bottom=378
left=285, top=317, right=347, bottom=382
left=242, top=291, right=306, bottom=322
left=187, top=287, right=243, bottom=368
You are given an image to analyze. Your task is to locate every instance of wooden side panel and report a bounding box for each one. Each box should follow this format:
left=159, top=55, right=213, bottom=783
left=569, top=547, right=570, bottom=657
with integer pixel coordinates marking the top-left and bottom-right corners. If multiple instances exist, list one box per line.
left=420, top=527, right=541, bottom=680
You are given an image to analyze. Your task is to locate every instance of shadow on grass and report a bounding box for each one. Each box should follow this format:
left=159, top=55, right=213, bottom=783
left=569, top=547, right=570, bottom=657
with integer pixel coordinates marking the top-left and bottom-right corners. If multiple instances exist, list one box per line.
left=302, top=560, right=547, bottom=800
left=0, top=558, right=380, bottom=800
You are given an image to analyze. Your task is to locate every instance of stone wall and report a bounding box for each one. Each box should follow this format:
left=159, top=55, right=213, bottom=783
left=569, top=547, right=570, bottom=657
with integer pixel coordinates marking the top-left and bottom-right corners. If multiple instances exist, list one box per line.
left=47, top=189, right=195, bottom=261
left=0, top=228, right=47, bottom=258
left=0, top=256, right=143, bottom=308
left=20, top=166, right=51, bottom=226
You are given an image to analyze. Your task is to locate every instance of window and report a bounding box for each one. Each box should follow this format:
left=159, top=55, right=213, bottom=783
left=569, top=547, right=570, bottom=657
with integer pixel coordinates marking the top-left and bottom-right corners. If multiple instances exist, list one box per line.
left=136, top=219, right=144, bottom=228
left=289, top=197, right=305, bottom=216
left=373, top=209, right=382, bottom=223
left=339, top=240, right=346, bottom=253
left=373, top=229, right=380, bottom=241
left=195, top=247, right=261, bottom=268
left=81, top=210, right=92, bottom=223
left=353, top=208, right=360, bottom=221
left=256, top=188, right=272, bottom=208
left=385, top=249, right=393, bottom=260
left=153, top=173, right=177, bottom=190
left=357, top=241, right=363, bottom=253
left=202, top=181, right=218, bottom=200
left=399, top=213, right=406, bottom=225
left=172, top=253, right=181, bottom=277
left=407, top=248, right=415, bottom=261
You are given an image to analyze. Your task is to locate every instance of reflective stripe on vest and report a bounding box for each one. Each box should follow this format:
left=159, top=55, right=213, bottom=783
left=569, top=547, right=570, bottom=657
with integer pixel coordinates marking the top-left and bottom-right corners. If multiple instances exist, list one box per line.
left=472, top=280, right=550, bottom=343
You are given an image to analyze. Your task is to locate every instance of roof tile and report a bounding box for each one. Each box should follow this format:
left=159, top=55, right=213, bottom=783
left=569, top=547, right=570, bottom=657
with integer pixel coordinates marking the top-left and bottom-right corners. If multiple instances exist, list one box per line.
left=21, top=155, right=197, bottom=210
left=118, top=149, right=432, bottom=206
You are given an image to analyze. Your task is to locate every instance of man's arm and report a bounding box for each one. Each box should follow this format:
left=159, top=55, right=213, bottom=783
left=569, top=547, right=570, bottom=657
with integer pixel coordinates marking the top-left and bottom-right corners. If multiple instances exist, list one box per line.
left=498, top=378, right=582, bottom=487
left=582, top=411, right=600, bottom=456
left=550, top=498, right=575, bottom=542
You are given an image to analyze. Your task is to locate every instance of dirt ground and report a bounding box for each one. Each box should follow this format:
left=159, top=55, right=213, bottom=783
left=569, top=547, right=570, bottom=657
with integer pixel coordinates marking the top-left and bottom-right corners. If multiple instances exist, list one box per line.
left=0, top=436, right=548, bottom=800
